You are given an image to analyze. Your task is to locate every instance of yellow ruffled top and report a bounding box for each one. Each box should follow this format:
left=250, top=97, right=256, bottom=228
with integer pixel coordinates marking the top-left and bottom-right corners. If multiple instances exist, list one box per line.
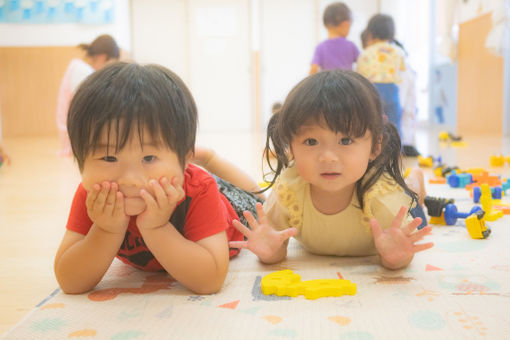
left=264, top=166, right=413, bottom=256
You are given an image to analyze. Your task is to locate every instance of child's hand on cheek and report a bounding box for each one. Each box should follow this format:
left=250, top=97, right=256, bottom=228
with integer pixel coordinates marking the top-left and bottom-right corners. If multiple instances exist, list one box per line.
left=86, top=181, right=130, bottom=234
left=370, top=206, right=434, bottom=270
left=136, top=177, right=184, bottom=230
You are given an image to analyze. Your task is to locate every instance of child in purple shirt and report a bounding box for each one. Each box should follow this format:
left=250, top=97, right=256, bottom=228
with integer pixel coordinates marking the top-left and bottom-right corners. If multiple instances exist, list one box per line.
left=310, top=2, right=359, bottom=74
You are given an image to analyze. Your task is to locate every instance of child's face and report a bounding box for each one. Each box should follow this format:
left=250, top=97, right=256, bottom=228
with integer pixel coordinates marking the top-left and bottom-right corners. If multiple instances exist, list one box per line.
left=290, top=121, right=378, bottom=197
left=81, top=125, right=188, bottom=216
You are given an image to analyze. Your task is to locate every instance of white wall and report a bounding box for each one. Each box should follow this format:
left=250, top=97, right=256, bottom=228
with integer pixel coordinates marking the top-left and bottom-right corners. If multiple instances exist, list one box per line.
left=0, top=0, right=130, bottom=50
left=259, top=0, right=316, bottom=127
left=130, top=0, right=188, bottom=80
left=131, top=0, right=252, bottom=133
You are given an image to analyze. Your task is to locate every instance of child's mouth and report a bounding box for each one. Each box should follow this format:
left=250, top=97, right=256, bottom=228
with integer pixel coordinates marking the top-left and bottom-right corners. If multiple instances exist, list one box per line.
left=320, top=172, right=340, bottom=179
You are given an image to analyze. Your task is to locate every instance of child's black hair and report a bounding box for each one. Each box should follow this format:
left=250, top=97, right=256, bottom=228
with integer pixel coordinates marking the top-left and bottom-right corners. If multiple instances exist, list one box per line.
left=262, top=70, right=417, bottom=211
left=323, top=2, right=351, bottom=28
left=68, top=62, right=197, bottom=172
left=366, top=14, right=395, bottom=41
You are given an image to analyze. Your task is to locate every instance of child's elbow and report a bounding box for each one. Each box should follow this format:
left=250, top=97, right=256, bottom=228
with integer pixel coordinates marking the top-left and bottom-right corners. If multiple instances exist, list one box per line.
left=60, top=285, right=92, bottom=295
left=190, top=279, right=224, bottom=295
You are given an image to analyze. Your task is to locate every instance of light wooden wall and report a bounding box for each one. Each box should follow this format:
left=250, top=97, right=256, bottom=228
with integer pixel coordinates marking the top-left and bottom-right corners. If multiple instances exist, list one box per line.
left=457, top=13, right=504, bottom=136
left=0, top=46, right=82, bottom=137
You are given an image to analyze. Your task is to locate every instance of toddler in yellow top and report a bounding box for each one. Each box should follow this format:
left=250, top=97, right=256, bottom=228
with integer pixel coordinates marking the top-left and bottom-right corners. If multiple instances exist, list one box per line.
left=357, top=14, right=406, bottom=137
left=228, top=70, right=432, bottom=270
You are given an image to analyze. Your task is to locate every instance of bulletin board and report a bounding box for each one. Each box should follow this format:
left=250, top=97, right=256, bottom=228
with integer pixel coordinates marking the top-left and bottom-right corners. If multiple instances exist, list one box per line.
left=0, top=0, right=114, bottom=24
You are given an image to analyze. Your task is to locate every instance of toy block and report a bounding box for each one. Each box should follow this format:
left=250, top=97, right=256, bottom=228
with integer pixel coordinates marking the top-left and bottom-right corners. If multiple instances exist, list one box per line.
left=446, top=171, right=472, bottom=188
left=438, top=131, right=449, bottom=141
left=490, top=155, right=506, bottom=167
left=480, top=184, right=504, bottom=221
left=261, top=270, right=357, bottom=300
left=473, top=171, right=501, bottom=186
left=465, top=210, right=491, bottom=239
left=429, top=177, right=447, bottom=184
left=502, top=179, right=510, bottom=192
left=444, top=204, right=482, bottom=226
left=424, top=196, right=454, bottom=217
left=418, top=155, right=433, bottom=167
left=473, top=186, right=503, bottom=203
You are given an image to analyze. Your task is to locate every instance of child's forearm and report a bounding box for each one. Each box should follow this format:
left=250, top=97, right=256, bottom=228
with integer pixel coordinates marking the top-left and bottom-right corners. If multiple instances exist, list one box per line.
left=193, top=147, right=264, bottom=199
left=140, top=223, right=229, bottom=294
left=54, top=226, right=125, bottom=294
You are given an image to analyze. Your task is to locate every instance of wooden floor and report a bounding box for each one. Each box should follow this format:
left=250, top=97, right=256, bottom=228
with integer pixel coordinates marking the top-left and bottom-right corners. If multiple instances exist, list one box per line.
left=0, top=128, right=509, bottom=335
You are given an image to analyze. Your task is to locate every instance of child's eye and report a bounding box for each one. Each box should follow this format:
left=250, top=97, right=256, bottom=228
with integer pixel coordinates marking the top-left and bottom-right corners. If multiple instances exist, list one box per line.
left=143, top=155, right=157, bottom=163
left=101, top=156, right=117, bottom=162
left=304, top=138, right=318, bottom=146
left=339, top=138, right=352, bottom=145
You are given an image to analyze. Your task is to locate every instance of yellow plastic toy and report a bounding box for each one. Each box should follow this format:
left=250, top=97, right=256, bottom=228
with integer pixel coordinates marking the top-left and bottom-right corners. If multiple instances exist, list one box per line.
left=261, top=269, right=357, bottom=300
left=438, top=131, right=449, bottom=141
left=480, top=184, right=504, bottom=221
left=465, top=210, right=491, bottom=239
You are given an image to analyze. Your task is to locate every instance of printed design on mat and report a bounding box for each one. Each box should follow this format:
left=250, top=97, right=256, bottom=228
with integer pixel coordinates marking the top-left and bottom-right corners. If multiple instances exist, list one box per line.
left=438, top=274, right=500, bottom=293
left=263, top=315, right=282, bottom=324
left=434, top=239, right=488, bottom=253
left=267, top=328, right=298, bottom=338
left=40, top=303, right=65, bottom=310
left=68, top=329, right=97, bottom=337
left=30, top=317, right=68, bottom=333
left=339, top=331, right=375, bottom=340
left=251, top=275, right=290, bottom=301
left=88, top=274, right=175, bottom=301
left=408, top=310, right=446, bottom=330
left=374, top=275, right=415, bottom=284
left=329, top=316, right=351, bottom=326
left=416, top=288, right=440, bottom=302
left=491, top=264, right=510, bottom=272
left=111, top=330, right=145, bottom=340
left=218, top=300, right=240, bottom=309
left=446, top=311, right=489, bottom=337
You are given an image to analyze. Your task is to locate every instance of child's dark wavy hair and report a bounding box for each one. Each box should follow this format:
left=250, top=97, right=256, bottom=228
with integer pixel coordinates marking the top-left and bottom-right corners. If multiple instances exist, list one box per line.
left=262, top=70, right=417, bottom=210
left=68, top=62, right=197, bottom=172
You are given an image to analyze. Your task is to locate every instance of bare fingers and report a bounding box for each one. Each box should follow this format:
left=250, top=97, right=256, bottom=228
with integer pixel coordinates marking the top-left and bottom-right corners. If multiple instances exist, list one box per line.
left=402, top=216, right=423, bottom=236
left=278, top=227, right=298, bottom=242
left=413, top=242, right=434, bottom=253
left=392, top=206, right=408, bottom=228
left=228, top=240, right=249, bottom=249
left=231, top=219, right=252, bottom=238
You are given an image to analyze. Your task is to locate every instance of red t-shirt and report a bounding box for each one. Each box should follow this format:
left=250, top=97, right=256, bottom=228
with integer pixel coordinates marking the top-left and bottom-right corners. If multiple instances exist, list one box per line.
left=66, top=164, right=243, bottom=271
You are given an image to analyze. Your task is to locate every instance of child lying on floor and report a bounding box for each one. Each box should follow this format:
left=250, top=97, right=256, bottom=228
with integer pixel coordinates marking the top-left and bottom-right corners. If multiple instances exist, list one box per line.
left=198, top=70, right=433, bottom=270
left=54, top=62, right=261, bottom=295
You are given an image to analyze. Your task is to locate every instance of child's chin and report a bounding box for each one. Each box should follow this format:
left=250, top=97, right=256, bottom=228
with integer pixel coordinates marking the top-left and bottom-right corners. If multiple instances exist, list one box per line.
left=124, top=198, right=146, bottom=216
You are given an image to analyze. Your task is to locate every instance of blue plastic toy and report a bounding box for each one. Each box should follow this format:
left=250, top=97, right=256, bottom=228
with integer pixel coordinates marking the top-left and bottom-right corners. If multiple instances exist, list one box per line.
left=444, top=204, right=482, bottom=226
left=473, top=186, right=503, bottom=203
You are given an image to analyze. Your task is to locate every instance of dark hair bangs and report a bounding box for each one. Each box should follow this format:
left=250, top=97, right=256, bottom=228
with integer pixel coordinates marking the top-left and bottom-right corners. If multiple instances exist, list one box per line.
left=68, top=62, right=197, bottom=171
left=280, top=71, right=380, bottom=142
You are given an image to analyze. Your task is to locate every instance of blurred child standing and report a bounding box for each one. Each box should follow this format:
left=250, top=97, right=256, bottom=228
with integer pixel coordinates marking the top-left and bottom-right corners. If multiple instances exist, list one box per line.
left=399, top=55, right=421, bottom=156
left=309, top=2, right=359, bottom=75
left=357, top=14, right=406, bottom=138
left=56, top=34, right=119, bottom=157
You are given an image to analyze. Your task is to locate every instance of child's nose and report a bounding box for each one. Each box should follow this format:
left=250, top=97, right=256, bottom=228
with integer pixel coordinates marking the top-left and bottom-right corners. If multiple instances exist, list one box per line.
left=319, top=149, right=338, bottom=162
left=117, top=167, right=146, bottom=188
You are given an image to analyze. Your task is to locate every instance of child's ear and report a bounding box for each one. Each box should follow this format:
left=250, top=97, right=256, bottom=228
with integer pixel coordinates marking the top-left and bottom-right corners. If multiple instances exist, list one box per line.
left=370, top=137, right=382, bottom=161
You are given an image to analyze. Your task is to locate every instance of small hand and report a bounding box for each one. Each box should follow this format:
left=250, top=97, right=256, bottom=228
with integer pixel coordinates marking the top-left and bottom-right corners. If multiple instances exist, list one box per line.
left=229, top=203, right=298, bottom=262
left=370, top=206, right=433, bottom=269
left=86, top=181, right=129, bottom=234
left=136, top=177, right=184, bottom=230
